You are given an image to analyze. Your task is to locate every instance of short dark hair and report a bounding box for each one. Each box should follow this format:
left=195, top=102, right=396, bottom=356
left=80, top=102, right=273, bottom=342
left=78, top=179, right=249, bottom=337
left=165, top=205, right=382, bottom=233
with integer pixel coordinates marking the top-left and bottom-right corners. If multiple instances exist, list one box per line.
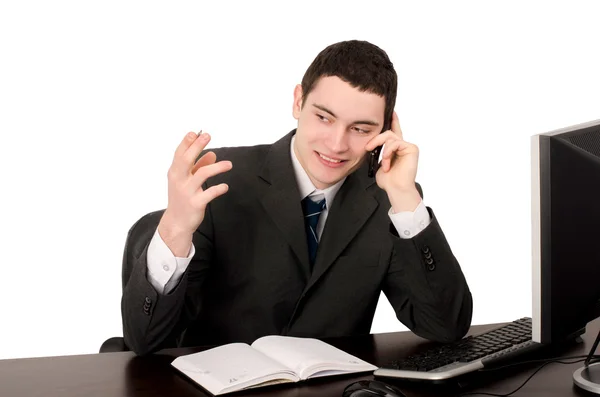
left=301, top=40, right=397, bottom=131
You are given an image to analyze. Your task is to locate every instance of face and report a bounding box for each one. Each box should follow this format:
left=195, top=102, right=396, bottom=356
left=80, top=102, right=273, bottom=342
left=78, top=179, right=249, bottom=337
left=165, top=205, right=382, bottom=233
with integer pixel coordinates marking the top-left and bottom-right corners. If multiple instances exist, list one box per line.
left=292, top=76, right=386, bottom=189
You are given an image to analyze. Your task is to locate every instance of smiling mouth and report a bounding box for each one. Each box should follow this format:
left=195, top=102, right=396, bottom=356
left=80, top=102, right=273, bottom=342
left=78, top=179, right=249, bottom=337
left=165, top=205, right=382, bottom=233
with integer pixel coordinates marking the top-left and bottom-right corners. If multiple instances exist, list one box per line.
left=315, top=151, right=348, bottom=169
left=317, top=152, right=345, bottom=163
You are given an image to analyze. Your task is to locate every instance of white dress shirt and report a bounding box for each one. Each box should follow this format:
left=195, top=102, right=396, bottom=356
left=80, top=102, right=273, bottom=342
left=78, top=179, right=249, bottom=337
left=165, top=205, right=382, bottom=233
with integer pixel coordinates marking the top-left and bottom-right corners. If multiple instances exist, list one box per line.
left=146, top=137, right=431, bottom=294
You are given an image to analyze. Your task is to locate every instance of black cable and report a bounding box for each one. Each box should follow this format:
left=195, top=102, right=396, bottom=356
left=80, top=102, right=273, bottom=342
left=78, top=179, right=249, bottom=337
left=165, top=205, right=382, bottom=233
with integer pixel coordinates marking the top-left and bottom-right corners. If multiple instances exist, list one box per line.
left=457, top=355, right=599, bottom=397
left=477, top=354, right=597, bottom=372
left=585, top=329, right=600, bottom=366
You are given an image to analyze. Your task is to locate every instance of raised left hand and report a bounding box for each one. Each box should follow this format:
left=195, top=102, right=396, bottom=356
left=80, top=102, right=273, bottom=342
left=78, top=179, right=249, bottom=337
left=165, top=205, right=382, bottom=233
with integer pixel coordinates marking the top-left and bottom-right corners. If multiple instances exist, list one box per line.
left=364, top=111, right=419, bottom=194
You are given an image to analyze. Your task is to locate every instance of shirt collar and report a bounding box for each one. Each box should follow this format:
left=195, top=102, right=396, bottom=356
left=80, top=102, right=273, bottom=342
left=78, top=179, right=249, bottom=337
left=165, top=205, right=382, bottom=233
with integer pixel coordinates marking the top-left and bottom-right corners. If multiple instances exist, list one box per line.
left=290, top=135, right=345, bottom=205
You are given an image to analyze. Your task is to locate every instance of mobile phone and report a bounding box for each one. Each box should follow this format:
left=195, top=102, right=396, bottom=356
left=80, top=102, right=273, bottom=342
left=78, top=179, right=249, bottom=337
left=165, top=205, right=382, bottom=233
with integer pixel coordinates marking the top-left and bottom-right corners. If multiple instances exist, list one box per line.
left=367, top=146, right=382, bottom=178
left=367, top=116, right=392, bottom=178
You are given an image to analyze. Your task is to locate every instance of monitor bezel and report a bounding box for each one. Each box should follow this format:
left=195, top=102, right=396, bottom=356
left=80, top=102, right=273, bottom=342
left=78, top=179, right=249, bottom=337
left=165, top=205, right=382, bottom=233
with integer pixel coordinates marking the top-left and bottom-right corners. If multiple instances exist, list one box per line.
left=531, top=118, right=600, bottom=343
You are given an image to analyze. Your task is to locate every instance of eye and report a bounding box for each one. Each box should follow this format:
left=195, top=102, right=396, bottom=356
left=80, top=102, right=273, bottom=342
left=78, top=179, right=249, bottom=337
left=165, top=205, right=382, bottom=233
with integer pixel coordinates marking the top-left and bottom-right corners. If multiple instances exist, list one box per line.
left=316, top=114, right=330, bottom=123
left=353, top=126, right=370, bottom=134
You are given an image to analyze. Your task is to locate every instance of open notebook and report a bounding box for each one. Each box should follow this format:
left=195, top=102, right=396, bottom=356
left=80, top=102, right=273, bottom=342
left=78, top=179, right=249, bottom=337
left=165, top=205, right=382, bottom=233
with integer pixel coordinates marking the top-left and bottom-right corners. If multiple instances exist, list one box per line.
left=171, top=335, right=377, bottom=395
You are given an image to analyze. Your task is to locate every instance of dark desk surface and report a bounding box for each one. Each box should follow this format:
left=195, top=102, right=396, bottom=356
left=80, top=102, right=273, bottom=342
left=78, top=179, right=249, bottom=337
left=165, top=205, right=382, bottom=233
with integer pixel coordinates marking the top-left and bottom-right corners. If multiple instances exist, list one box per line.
left=2, top=320, right=598, bottom=397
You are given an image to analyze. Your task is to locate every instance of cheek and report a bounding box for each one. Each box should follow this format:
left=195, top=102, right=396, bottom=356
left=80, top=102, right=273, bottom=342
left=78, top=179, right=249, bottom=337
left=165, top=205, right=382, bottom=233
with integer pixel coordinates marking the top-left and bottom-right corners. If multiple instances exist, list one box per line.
left=303, top=124, right=328, bottom=145
left=350, top=136, right=372, bottom=157
left=297, top=117, right=314, bottom=136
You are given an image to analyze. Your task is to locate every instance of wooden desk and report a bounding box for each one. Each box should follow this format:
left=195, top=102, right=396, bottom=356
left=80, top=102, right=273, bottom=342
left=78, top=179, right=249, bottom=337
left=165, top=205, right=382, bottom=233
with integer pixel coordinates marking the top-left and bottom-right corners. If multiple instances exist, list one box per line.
left=1, top=321, right=597, bottom=397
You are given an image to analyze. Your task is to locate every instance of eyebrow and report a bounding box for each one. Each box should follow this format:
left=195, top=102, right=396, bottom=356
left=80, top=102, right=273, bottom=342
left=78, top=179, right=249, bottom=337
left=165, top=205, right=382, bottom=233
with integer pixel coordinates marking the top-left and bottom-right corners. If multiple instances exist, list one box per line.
left=312, top=103, right=380, bottom=127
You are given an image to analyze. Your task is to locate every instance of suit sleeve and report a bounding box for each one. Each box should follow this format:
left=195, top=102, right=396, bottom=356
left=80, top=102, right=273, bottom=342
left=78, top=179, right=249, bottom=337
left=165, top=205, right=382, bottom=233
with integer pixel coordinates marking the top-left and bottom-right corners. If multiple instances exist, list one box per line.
left=121, top=203, right=215, bottom=356
left=382, top=186, right=473, bottom=343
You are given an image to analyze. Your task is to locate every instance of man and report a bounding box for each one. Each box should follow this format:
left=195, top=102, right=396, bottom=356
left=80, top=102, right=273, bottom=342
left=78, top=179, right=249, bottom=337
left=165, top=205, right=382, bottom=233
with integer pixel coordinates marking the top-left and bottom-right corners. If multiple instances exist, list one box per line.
left=122, top=40, right=473, bottom=356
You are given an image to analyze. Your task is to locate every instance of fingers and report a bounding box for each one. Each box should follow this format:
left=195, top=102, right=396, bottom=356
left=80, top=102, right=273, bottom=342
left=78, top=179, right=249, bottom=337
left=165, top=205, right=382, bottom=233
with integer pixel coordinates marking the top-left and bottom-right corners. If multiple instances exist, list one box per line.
left=391, top=111, right=403, bottom=140
left=191, top=183, right=230, bottom=208
left=182, top=132, right=212, bottom=167
left=381, top=140, right=404, bottom=172
left=189, top=160, right=233, bottom=190
left=191, top=151, right=217, bottom=174
left=365, top=112, right=403, bottom=152
left=382, top=140, right=408, bottom=160
left=172, top=131, right=212, bottom=175
left=376, top=134, right=418, bottom=172
left=174, top=131, right=202, bottom=161
left=365, top=130, right=396, bottom=152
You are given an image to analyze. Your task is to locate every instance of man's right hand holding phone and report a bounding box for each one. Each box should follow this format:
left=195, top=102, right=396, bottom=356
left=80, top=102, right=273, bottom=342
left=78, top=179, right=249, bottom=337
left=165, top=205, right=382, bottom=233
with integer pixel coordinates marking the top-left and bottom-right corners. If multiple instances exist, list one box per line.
left=157, top=131, right=233, bottom=257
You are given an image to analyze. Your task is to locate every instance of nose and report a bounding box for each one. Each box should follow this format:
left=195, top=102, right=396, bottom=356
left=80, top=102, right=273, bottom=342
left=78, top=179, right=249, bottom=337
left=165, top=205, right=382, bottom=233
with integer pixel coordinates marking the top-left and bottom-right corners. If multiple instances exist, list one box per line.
left=327, top=125, right=349, bottom=153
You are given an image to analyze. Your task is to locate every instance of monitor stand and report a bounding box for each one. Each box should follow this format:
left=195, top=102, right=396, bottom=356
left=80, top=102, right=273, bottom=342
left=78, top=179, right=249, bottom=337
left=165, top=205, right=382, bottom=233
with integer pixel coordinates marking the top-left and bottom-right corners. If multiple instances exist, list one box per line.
left=574, top=363, right=600, bottom=394
left=574, top=328, right=600, bottom=394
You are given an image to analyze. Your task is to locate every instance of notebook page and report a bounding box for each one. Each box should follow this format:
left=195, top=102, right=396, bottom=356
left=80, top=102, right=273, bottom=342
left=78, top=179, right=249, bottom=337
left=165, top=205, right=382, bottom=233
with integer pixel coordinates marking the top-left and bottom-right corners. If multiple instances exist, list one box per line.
left=251, top=336, right=377, bottom=379
left=171, top=343, right=298, bottom=394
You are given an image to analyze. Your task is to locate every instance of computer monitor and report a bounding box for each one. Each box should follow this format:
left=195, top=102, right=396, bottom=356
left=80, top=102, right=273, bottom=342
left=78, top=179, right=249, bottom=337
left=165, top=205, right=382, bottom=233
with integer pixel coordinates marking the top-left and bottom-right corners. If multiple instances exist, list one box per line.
left=531, top=118, right=600, bottom=345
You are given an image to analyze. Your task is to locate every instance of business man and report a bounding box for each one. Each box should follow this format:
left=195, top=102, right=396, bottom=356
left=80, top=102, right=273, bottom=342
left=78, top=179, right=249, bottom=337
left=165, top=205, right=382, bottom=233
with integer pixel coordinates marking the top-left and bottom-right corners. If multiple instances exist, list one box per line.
left=122, top=40, right=473, bottom=356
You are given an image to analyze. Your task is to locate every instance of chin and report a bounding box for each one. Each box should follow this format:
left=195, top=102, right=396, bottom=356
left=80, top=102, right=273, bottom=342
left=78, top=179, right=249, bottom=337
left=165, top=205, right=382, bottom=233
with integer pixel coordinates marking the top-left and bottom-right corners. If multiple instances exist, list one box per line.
left=312, top=170, right=348, bottom=188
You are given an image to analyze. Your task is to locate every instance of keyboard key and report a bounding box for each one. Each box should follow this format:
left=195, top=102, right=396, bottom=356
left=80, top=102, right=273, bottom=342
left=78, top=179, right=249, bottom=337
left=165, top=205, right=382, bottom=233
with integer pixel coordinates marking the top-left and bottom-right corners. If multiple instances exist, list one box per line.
left=383, top=318, right=533, bottom=372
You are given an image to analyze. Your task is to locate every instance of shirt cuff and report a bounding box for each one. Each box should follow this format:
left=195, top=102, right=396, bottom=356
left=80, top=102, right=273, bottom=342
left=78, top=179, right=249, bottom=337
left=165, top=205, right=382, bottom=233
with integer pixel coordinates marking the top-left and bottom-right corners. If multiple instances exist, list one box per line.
left=146, top=228, right=195, bottom=294
left=389, top=200, right=431, bottom=239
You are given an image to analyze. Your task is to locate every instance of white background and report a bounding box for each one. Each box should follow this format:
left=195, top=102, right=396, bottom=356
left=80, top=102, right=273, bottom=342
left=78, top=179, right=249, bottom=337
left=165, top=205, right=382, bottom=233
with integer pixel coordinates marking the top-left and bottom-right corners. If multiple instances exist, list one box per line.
left=1, top=1, right=599, bottom=360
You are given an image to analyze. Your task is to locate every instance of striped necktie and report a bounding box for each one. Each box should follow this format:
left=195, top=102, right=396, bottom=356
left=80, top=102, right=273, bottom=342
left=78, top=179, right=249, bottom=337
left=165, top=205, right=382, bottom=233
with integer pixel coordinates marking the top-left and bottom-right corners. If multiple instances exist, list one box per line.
left=301, top=196, right=326, bottom=269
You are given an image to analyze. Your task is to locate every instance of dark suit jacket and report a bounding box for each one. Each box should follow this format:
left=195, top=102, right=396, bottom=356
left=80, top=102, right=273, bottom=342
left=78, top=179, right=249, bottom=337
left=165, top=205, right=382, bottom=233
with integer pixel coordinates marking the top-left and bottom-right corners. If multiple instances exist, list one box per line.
left=122, top=130, right=473, bottom=355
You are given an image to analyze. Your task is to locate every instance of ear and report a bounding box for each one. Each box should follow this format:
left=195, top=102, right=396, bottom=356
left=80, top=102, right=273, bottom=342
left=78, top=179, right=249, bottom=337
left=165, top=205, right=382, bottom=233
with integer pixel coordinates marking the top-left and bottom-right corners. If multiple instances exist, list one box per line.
left=292, top=84, right=303, bottom=120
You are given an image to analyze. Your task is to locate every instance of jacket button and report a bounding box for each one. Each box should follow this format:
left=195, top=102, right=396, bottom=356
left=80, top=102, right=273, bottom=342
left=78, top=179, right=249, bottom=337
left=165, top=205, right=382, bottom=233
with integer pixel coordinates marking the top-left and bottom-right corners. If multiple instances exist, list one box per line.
left=145, top=297, right=151, bottom=304
left=426, top=258, right=434, bottom=265
left=427, top=263, right=436, bottom=271
left=421, top=246, right=430, bottom=254
left=424, top=252, right=432, bottom=259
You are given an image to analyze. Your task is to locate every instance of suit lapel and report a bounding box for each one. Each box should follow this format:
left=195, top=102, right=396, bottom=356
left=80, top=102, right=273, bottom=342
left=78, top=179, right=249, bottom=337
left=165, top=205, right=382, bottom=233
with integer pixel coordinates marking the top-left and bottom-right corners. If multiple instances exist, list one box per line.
left=258, top=131, right=311, bottom=280
left=306, top=163, right=379, bottom=292
left=258, top=131, right=380, bottom=285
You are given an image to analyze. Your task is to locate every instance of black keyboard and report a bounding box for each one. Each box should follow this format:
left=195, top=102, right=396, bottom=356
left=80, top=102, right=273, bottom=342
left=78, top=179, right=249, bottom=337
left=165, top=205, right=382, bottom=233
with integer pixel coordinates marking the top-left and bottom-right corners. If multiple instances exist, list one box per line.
left=374, top=318, right=540, bottom=381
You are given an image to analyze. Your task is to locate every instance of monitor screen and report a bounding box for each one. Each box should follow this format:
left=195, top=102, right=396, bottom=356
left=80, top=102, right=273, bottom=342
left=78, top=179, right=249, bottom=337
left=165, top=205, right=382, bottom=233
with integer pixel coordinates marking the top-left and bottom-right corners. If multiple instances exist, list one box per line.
left=532, top=119, right=600, bottom=344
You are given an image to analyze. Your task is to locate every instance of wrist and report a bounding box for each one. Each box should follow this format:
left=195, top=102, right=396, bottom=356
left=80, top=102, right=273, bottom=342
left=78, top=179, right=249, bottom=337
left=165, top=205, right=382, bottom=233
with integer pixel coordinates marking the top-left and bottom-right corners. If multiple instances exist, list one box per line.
left=158, top=212, right=193, bottom=257
left=387, top=187, right=422, bottom=213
